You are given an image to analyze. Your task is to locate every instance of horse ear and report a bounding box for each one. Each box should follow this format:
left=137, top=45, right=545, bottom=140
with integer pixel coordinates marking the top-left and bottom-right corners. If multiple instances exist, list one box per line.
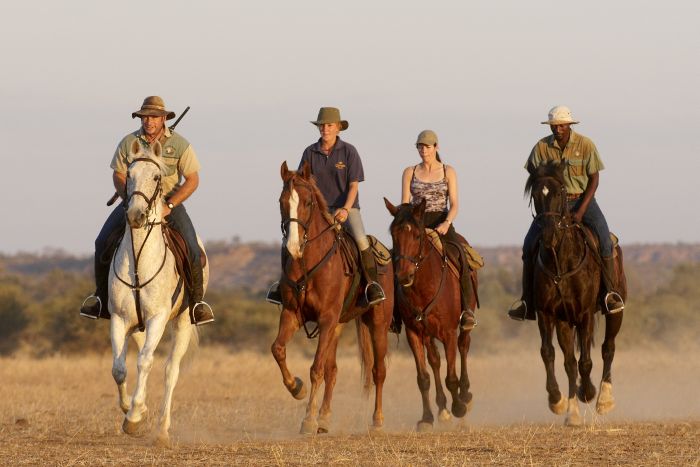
left=280, top=161, right=290, bottom=180
left=384, top=197, right=399, bottom=216
left=152, top=141, right=163, bottom=158
left=300, top=160, right=312, bottom=180
left=412, top=198, right=426, bottom=220
left=557, top=161, right=567, bottom=175
left=129, top=139, right=142, bottom=160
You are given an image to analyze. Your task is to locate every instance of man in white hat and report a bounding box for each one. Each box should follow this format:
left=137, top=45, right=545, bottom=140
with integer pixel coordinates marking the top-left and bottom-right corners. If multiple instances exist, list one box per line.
left=508, top=105, right=624, bottom=321
left=79, top=96, right=214, bottom=326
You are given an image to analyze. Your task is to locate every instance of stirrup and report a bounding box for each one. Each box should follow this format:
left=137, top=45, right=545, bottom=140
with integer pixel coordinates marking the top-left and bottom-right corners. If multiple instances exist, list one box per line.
left=192, top=301, right=215, bottom=326
left=265, top=281, right=282, bottom=305
left=79, top=295, right=102, bottom=319
left=459, top=310, right=477, bottom=331
left=604, top=292, right=625, bottom=314
left=507, top=299, right=527, bottom=321
left=365, top=281, right=386, bottom=306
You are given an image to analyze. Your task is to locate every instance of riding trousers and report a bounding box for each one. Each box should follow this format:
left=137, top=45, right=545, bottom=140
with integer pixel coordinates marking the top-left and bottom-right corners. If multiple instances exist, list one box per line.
left=95, top=203, right=201, bottom=266
left=339, top=208, right=370, bottom=251
left=523, top=197, right=613, bottom=258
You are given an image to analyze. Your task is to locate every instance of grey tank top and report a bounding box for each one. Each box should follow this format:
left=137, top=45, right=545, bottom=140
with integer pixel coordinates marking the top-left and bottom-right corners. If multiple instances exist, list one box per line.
left=410, top=165, right=448, bottom=213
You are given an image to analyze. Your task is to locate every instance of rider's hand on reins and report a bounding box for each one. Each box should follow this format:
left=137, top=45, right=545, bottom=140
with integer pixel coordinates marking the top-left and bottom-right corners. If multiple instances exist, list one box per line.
left=435, top=221, right=450, bottom=236
left=334, top=208, right=349, bottom=224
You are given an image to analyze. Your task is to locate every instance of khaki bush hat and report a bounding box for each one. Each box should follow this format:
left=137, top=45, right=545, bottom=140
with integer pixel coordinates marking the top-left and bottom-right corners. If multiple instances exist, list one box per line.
left=310, top=107, right=349, bottom=130
left=416, top=130, right=438, bottom=146
left=541, top=105, right=579, bottom=125
left=132, top=96, right=176, bottom=120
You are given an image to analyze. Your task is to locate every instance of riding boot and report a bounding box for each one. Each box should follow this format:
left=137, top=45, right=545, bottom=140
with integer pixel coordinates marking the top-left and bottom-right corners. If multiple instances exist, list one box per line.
left=601, top=256, right=625, bottom=314
left=508, top=255, right=536, bottom=321
left=80, top=252, right=111, bottom=320
left=189, top=260, right=214, bottom=326
left=458, top=267, right=477, bottom=331
left=266, top=247, right=289, bottom=305
left=360, top=248, right=386, bottom=306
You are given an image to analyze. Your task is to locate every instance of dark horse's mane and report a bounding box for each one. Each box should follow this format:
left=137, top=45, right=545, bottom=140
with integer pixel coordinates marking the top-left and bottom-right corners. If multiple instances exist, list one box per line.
left=389, top=202, right=424, bottom=230
left=524, top=160, right=567, bottom=198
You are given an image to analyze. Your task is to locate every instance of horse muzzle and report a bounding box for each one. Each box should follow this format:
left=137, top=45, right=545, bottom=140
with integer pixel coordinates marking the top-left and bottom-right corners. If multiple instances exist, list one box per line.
left=126, top=208, right=147, bottom=229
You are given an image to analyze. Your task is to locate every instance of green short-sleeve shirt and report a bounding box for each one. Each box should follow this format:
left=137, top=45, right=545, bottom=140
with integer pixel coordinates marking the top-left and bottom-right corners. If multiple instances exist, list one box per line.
left=524, top=130, right=604, bottom=195
left=111, top=128, right=200, bottom=197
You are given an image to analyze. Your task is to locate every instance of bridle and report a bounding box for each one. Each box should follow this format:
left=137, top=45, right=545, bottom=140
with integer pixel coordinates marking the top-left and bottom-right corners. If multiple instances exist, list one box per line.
left=279, top=178, right=340, bottom=338
left=113, top=156, right=168, bottom=332
left=392, top=221, right=448, bottom=322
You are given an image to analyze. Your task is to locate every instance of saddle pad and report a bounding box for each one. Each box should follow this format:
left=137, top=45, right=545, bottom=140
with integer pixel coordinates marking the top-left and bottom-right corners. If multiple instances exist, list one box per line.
left=425, top=229, right=485, bottom=271
left=368, top=235, right=392, bottom=266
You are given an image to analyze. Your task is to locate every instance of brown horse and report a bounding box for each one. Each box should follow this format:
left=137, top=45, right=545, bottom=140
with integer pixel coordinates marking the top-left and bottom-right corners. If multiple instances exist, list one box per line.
left=385, top=198, right=477, bottom=431
left=526, top=161, right=626, bottom=425
left=271, top=161, right=394, bottom=434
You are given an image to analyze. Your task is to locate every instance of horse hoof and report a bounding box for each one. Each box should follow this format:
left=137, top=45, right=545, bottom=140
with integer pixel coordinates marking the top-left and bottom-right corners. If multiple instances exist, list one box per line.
left=122, top=416, right=148, bottom=437
left=300, top=420, right=318, bottom=435
left=451, top=401, right=468, bottom=418
left=317, top=426, right=329, bottom=434
left=290, top=377, right=307, bottom=400
left=549, top=396, right=566, bottom=415
left=438, top=409, right=452, bottom=422
left=154, top=434, right=171, bottom=448
left=369, top=424, right=384, bottom=433
left=596, top=382, right=615, bottom=414
left=565, top=413, right=583, bottom=427
left=416, top=421, right=433, bottom=432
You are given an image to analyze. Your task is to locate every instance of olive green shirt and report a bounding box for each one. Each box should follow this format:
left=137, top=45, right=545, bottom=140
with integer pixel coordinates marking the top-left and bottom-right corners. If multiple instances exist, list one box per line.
left=524, top=130, right=605, bottom=195
left=111, top=127, right=201, bottom=197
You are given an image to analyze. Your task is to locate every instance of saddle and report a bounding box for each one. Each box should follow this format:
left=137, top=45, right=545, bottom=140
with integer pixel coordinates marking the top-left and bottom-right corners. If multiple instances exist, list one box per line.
left=103, top=223, right=206, bottom=295
left=336, top=231, right=391, bottom=323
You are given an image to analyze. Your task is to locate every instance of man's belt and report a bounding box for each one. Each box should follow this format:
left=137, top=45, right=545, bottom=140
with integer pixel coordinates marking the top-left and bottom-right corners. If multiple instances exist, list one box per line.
left=567, top=193, right=582, bottom=201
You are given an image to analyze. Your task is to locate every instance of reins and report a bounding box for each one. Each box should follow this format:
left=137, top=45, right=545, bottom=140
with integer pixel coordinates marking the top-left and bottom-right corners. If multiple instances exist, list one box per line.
left=112, top=157, right=168, bottom=332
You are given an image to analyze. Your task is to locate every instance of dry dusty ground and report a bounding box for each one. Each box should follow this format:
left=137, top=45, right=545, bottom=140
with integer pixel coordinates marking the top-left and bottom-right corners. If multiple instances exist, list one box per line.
left=1, top=342, right=699, bottom=466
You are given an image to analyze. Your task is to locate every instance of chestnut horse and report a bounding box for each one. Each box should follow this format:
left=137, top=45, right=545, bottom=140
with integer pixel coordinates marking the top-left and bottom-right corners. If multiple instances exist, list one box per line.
left=271, top=161, right=394, bottom=434
left=385, top=198, right=477, bottom=431
left=526, top=161, right=625, bottom=425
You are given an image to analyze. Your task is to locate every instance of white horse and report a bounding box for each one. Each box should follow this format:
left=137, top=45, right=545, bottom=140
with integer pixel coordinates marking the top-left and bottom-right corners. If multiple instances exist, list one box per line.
left=109, top=139, right=208, bottom=446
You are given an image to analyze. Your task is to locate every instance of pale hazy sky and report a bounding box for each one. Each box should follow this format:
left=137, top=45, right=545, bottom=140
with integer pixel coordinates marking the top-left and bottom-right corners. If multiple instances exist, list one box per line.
left=1, top=1, right=698, bottom=254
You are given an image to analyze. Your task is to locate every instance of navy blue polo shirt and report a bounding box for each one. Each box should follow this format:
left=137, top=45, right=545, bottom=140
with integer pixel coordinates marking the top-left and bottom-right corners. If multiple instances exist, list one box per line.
left=298, top=137, right=365, bottom=209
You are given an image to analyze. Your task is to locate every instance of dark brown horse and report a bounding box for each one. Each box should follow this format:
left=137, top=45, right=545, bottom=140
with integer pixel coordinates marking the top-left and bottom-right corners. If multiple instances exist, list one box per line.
left=526, top=161, right=625, bottom=425
left=271, top=161, right=394, bottom=434
left=385, top=198, right=477, bottom=431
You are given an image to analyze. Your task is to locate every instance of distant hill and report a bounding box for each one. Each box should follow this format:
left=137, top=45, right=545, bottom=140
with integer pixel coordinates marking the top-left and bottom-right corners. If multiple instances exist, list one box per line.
left=2, top=241, right=699, bottom=293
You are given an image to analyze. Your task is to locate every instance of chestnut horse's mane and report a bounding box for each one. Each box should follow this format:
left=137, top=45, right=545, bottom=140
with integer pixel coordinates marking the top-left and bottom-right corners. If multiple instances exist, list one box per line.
left=286, top=172, right=332, bottom=221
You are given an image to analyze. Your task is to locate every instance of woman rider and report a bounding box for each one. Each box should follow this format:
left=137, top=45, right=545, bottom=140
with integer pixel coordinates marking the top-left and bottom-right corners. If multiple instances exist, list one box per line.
left=400, top=130, right=476, bottom=330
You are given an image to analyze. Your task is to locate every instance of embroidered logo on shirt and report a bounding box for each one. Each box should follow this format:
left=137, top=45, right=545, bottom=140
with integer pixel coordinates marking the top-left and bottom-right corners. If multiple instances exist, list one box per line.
left=335, top=161, right=346, bottom=170
left=165, top=146, right=175, bottom=155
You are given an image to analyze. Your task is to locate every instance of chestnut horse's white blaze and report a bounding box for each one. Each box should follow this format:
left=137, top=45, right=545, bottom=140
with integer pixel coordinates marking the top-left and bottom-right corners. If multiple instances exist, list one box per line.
left=285, top=187, right=302, bottom=259
left=109, top=139, right=207, bottom=446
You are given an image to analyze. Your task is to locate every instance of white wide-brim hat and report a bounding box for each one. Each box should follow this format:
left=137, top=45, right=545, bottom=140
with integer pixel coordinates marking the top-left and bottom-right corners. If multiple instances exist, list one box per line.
left=541, top=105, right=579, bottom=125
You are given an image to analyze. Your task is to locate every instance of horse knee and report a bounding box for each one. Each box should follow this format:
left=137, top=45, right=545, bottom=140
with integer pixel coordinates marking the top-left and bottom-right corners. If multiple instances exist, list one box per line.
left=271, top=342, right=285, bottom=362
left=540, top=345, right=554, bottom=361
left=112, top=365, right=126, bottom=385
left=137, top=354, right=154, bottom=374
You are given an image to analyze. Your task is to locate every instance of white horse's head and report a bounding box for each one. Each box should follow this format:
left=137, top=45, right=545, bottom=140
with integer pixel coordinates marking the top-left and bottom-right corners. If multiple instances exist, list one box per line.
left=125, top=139, right=166, bottom=228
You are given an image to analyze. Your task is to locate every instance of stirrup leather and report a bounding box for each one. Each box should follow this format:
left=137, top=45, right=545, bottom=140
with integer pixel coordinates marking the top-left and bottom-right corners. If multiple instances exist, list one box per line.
left=265, top=281, right=282, bottom=305
left=364, top=281, right=386, bottom=305
left=191, top=301, right=215, bottom=326
left=79, top=295, right=102, bottom=319
left=604, top=292, right=624, bottom=314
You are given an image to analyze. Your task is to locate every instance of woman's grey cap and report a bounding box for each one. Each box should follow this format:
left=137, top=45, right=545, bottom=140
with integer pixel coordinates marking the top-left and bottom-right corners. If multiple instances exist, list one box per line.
left=310, top=107, right=349, bottom=131
left=416, top=130, right=438, bottom=146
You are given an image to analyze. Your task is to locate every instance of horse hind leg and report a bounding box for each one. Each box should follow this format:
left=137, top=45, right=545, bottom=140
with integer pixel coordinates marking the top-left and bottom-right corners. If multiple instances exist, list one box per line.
left=155, top=311, right=193, bottom=447
left=576, top=312, right=597, bottom=404
left=369, top=309, right=389, bottom=430
left=597, top=311, right=623, bottom=414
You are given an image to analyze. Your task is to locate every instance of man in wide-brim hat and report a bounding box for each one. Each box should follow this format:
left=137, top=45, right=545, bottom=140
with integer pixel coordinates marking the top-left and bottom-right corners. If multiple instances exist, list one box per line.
left=508, top=105, right=624, bottom=321
left=80, top=96, right=215, bottom=326
left=266, top=107, right=386, bottom=306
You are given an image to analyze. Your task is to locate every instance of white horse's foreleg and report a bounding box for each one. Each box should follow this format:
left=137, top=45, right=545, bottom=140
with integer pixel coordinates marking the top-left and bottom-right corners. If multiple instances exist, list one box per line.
left=111, top=316, right=131, bottom=414
left=156, top=312, right=192, bottom=446
left=123, top=313, right=168, bottom=435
